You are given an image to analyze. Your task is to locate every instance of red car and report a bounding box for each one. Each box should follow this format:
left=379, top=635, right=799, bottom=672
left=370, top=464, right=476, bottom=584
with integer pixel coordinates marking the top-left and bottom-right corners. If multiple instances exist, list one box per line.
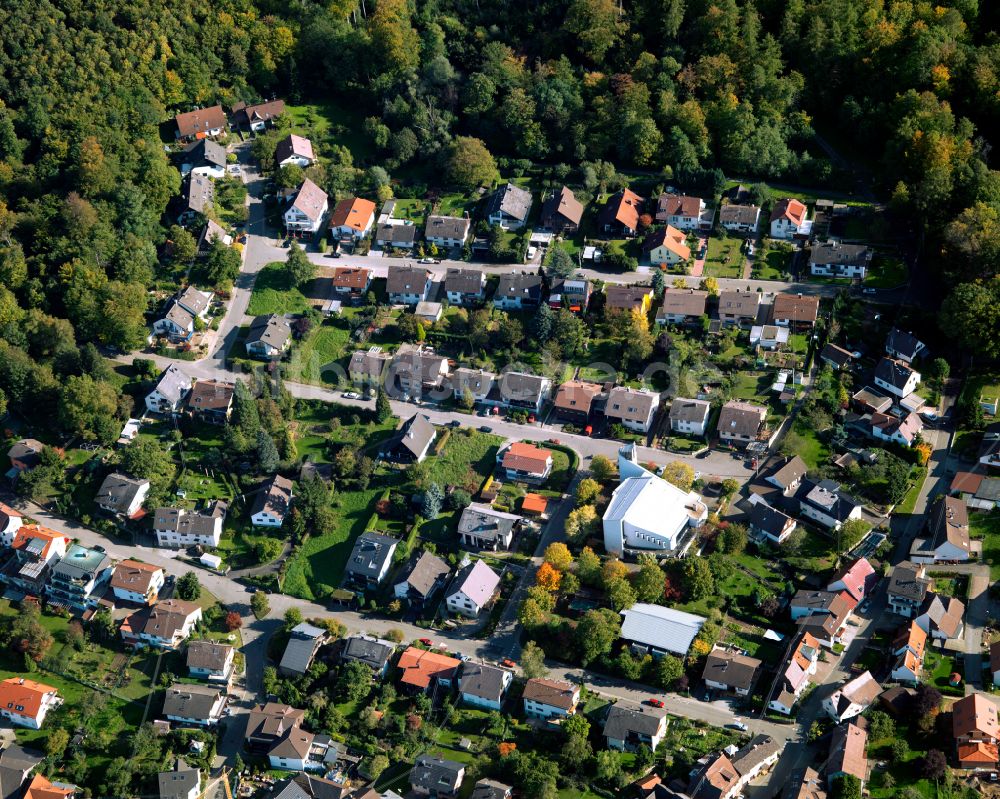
left=419, top=638, right=433, bottom=646
left=647, top=698, right=665, bottom=708
left=501, top=659, right=517, bottom=669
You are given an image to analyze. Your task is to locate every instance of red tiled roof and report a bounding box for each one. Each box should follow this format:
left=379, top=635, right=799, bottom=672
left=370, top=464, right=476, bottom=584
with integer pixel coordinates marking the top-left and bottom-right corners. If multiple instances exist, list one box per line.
left=0, top=678, right=57, bottom=720
left=501, top=443, right=553, bottom=475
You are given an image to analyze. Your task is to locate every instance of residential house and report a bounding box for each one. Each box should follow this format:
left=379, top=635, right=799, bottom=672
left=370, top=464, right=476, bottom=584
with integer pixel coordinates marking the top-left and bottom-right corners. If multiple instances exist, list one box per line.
left=991, top=641, right=1000, bottom=687
left=547, top=277, right=591, bottom=313
left=914, top=593, right=965, bottom=642
left=344, top=533, right=398, bottom=590
left=492, top=371, right=552, bottom=414
left=233, top=100, right=286, bottom=132
left=2, top=526, right=67, bottom=596
left=852, top=387, right=893, bottom=415
left=499, top=442, right=553, bottom=483
left=0, top=502, right=22, bottom=546
left=0, top=678, right=61, bottom=729
left=330, top=267, right=372, bottom=305
left=410, top=755, right=465, bottom=798
left=604, top=387, right=659, bottom=433
left=158, top=760, right=201, bottom=799
left=0, top=744, right=43, bottom=799
left=953, top=693, right=999, bottom=768
left=458, top=663, right=512, bottom=711
left=598, top=189, right=645, bottom=237
left=198, top=219, right=232, bottom=251
left=873, top=357, right=920, bottom=399
left=146, top=365, right=192, bottom=414
left=153, top=302, right=195, bottom=342
left=46, top=544, right=113, bottom=613
left=246, top=314, right=292, bottom=360
left=347, top=348, right=389, bottom=390
left=493, top=271, right=543, bottom=310
left=7, top=439, right=43, bottom=472
left=162, top=683, right=226, bottom=726
left=887, top=562, right=932, bottom=617
left=620, top=604, right=706, bottom=658
left=717, top=401, right=768, bottom=448
left=486, top=183, right=532, bottom=230
left=386, top=267, right=432, bottom=305
left=458, top=504, right=521, bottom=551
left=871, top=412, right=923, bottom=447
left=690, top=737, right=783, bottom=799
left=279, top=623, right=328, bottom=677
left=187, top=380, right=235, bottom=425
left=701, top=648, right=762, bottom=696
left=717, top=290, right=761, bottom=326
left=827, top=558, right=876, bottom=604
left=522, top=678, right=580, bottom=720
left=885, top=329, right=926, bottom=364
left=605, top=285, right=655, bottom=315
left=765, top=455, right=808, bottom=495
left=390, top=346, right=450, bottom=397
left=521, top=493, right=548, bottom=517
left=822, top=672, right=881, bottom=722
left=340, top=635, right=396, bottom=679
left=540, top=186, right=584, bottom=233
left=820, top=343, right=854, bottom=370
left=120, top=599, right=203, bottom=649
left=396, top=648, right=460, bottom=694
left=719, top=204, right=761, bottom=233
left=769, top=198, right=808, bottom=239
left=375, top=223, right=418, bottom=251
left=180, top=139, right=226, bottom=178
left=603, top=701, right=668, bottom=752
left=187, top=641, right=235, bottom=683
left=749, top=502, right=797, bottom=544
left=394, top=551, right=451, bottom=609
left=379, top=414, right=436, bottom=464
left=23, top=776, right=75, bottom=799
left=284, top=179, right=329, bottom=234
left=911, top=495, right=970, bottom=563
left=809, top=242, right=873, bottom=279
left=642, top=226, right=691, bottom=267
left=275, top=135, right=315, bottom=168
left=153, top=504, right=225, bottom=548
left=604, top=446, right=707, bottom=556
left=667, top=397, right=711, bottom=437
left=767, top=632, right=820, bottom=715
left=451, top=368, right=495, bottom=404
left=656, top=288, right=708, bottom=325
left=95, top=472, right=150, bottom=517
left=687, top=752, right=740, bottom=799
left=110, top=560, right=164, bottom=605
left=178, top=174, right=214, bottom=225
left=445, top=559, right=500, bottom=618
left=890, top=621, right=926, bottom=684
left=173, top=105, right=226, bottom=140
left=424, top=215, right=471, bottom=248
left=470, top=780, right=512, bottom=799
left=415, top=301, right=443, bottom=324
left=655, top=194, right=705, bottom=229
left=750, top=325, right=789, bottom=350
left=951, top=472, right=1000, bottom=510
left=552, top=380, right=604, bottom=425
left=789, top=590, right=854, bottom=647
left=825, top=722, right=868, bottom=789
left=444, top=269, right=485, bottom=306
left=243, top=702, right=306, bottom=756
left=250, top=475, right=294, bottom=528
left=796, top=479, right=864, bottom=531
left=772, top=293, right=820, bottom=329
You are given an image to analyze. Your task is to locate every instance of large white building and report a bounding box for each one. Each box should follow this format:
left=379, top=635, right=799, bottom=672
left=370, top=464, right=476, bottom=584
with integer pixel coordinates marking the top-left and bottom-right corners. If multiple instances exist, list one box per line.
left=602, top=445, right=706, bottom=557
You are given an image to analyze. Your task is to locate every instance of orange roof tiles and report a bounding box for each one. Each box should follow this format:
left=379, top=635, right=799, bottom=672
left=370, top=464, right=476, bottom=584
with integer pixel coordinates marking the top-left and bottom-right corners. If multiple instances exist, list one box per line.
left=521, top=493, right=549, bottom=515
left=0, top=677, right=57, bottom=719
left=12, top=526, right=64, bottom=559
left=397, top=647, right=461, bottom=689
left=501, top=443, right=553, bottom=475
left=24, top=774, right=75, bottom=799
left=330, top=197, right=377, bottom=232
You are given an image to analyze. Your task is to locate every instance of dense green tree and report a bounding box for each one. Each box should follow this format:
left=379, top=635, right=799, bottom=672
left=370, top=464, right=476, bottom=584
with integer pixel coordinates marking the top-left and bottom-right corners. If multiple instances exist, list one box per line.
left=176, top=572, right=201, bottom=601
left=576, top=608, right=621, bottom=665
left=286, top=241, right=316, bottom=287
left=681, top=556, right=715, bottom=600
left=445, top=137, right=498, bottom=191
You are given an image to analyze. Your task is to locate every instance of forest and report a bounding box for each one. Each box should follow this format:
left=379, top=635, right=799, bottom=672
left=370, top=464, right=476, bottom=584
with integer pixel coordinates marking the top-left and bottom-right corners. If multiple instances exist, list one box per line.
left=0, top=0, right=998, bottom=441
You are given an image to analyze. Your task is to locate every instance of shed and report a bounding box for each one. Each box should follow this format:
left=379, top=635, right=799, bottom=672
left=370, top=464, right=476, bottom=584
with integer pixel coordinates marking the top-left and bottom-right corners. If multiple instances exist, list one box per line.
left=200, top=553, right=222, bottom=570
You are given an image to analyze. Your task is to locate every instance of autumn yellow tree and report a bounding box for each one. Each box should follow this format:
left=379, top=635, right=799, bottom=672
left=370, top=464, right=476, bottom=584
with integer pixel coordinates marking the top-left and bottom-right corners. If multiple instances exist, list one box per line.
left=544, top=542, right=574, bottom=571
left=536, top=562, right=562, bottom=592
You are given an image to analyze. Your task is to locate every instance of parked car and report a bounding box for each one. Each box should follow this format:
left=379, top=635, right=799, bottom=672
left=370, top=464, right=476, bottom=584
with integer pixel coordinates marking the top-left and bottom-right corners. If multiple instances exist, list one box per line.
left=727, top=720, right=748, bottom=731
left=326, top=251, right=342, bottom=258
left=646, top=698, right=665, bottom=708
left=863, top=287, right=876, bottom=294
left=479, top=425, right=492, bottom=433
left=447, top=420, right=461, bottom=428
left=417, top=257, right=439, bottom=264
left=501, top=659, right=517, bottom=669
left=419, top=638, right=433, bottom=646
left=342, top=391, right=361, bottom=400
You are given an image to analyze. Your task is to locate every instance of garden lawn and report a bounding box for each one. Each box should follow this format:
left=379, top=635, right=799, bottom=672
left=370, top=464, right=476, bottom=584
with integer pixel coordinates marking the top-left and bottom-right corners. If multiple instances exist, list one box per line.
left=282, top=487, right=382, bottom=600
left=783, top=527, right=838, bottom=572
left=286, top=102, right=376, bottom=163
left=782, top=424, right=829, bottom=469
left=704, top=236, right=744, bottom=278
left=971, top=510, right=1000, bottom=580
left=923, top=650, right=963, bottom=695
left=287, top=323, right=352, bottom=385
left=247, top=262, right=311, bottom=316
left=863, top=256, right=908, bottom=288
left=730, top=372, right=770, bottom=402
left=425, top=430, right=504, bottom=490
left=753, top=249, right=789, bottom=280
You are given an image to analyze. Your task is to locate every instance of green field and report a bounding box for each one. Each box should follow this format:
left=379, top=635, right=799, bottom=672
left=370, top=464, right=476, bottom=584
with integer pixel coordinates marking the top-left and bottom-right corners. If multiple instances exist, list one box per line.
left=754, top=248, right=790, bottom=280
left=426, top=430, right=504, bottom=490
left=704, top=236, right=743, bottom=278
left=247, top=262, right=311, bottom=316
left=287, top=323, right=353, bottom=385
left=863, top=255, right=908, bottom=288
left=781, top=425, right=829, bottom=470
left=286, top=101, right=376, bottom=164
left=971, top=510, right=1000, bottom=579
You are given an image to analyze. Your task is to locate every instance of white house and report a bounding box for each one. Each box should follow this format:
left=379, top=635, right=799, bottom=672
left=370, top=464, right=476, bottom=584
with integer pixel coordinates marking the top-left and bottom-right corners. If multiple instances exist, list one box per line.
left=0, top=678, right=62, bottom=729
left=445, top=559, right=500, bottom=618
left=620, top=603, right=706, bottom=658
left=603, top=445, right=706, bottom=556
left=275, top=134, right=315, bottom=168
left=885, top=328, right=926, bottom=364
left=251, top=476, right=293, bottom=527
left=153, top=505, right=224, bottom=548
left=162, top=683, right=226, bottom=726
left=603, top=701, right=668, bottom=752
left=121, top=599, right=203, bottom=650
left=145, top=365, right=192, bottom=414
left=809, top=242, right=873, bottom=279
left=458, top=663, right=512, bottom=711
left=0, top=501, right=23, bottom=546
left=187, top=641, right=236, bottom=683
left=873, top=357, right=921, bottom=399
left=702, top=648, right=762, bottom=697
left=604, top=387, right=659, bottom=434
left=284, top=178, right=328, bottom=234
left=485, top=183, right=532, bottom=230
left=822, top=671, right=881, bottom=722
left=329, top=197, right=377, bottom=240
left=152, top=301, right=195, bottom=342
left=425, top=215, right=471, bottom=248
left=750, top=325, right=789, bottom=350
left=158, top=760, right=201, bottom=799
left=667, top=398, right=711, bottom=437
left=109, top=559, right=164, bottom=605
left=522, top=678, right=580, bottom=720
left=797, top=480, right=864, bottom=531
left=872, top=411, right=923, bottom=447
left=767, top=632, right=820, bottom=715
left=769, top=198, right=807, bottom=239
left=655, top=194, right=705, bottom=229
left=95, top=473, right=150, bottom=517
left=719, top=203, right=761, bottom=232
left=910, top=495, right=970, bottom=564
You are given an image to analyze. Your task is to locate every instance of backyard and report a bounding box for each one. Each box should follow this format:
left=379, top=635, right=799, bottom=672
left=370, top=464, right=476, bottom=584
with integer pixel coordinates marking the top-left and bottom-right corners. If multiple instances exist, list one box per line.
left=286, top=321, right=354, bottom=385
left=246, top=262, right=312, bottom=316
left=863, top=255, right=908, bottom=289
left=970, top=510, right=1000, bottom=579
left=703, top=236, right=744, bottom=278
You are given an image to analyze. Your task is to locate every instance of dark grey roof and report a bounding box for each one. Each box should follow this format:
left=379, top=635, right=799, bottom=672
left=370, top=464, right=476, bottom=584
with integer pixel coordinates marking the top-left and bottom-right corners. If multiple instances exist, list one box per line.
left=342, top=635, right=396, bottom=671
left=385, top=413, right=436, bottom=460
left=486, top=183, right=532, bottom=222
left=730, top=735, right=782, bottom=777
left=445, top=268, right=485, bottom=295
left=768, top=455, right=808, bottom=489
left=187, top=640, right=234, bottom=672
left=247, top=314, right=292, bottom=352
left=669, top=397, right=710, bottom=423
left=495, top=271, right=543, bottom=301
left=885, top=328, right=924, bottom=360
left=266, top=780, right=311, bottom=799
left=345, top=532, right=398, bottom=579
left=603, top=700, right=666, bottom=740
left=874, top=357, right=916, bottom=390
left=426, top=215, right=471, bottom=241
left=820, top=343, right=854, bottom=368
left=6, top=438, right=43, bottom=465
left=749, top=502, right=794, bottom=538
left=498, top=371, right=550, bottom=404
left=292, top=773, right=349, bottom=799
left=809, top=241, right=871, bottom=267
left=348, top=349, right=389, bottom=380
left=182, top=138, right=227, bottom=168
left=457, top=504, right=521, bottom=545
left=458, top=662, right=509, bottom=701
left=154, top=507, right=219, bottom=536
left=391, top=349, right=448, bottom=385
left=158, top=760, right=200, bottom=799
left=250, top=475, right=294, bottom=520
left=0, top=745, right=42, bottom=799
left=376, top=223, right=418, bottom=245
left=184, top=173, right=214, bottom=213
left=162, top=683, right=223, bottom=720
left=719, top=204, right=760, bottom=226
left=470, top=779, right=512, bottom=799
left=386, top=266, right=430, bottom=295
left=279, top=623, right=328, bottom=675
left=410, top=755, right=465, bottom=792
left=887, top=562, right=930, bottom=603
left=797, top=479, right=863, bottom=522
left=399, top=551, right=451, bottom=599
left=701, top=649, right=761, bottom=691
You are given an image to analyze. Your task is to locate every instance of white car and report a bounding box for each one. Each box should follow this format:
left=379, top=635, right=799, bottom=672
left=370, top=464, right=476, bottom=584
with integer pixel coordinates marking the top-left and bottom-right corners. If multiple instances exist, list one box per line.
left=417, top=257, right=438, bottom=264
left=342, top=391, right=361, bottom=400
left=526, top=246, right=537, bottom=261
